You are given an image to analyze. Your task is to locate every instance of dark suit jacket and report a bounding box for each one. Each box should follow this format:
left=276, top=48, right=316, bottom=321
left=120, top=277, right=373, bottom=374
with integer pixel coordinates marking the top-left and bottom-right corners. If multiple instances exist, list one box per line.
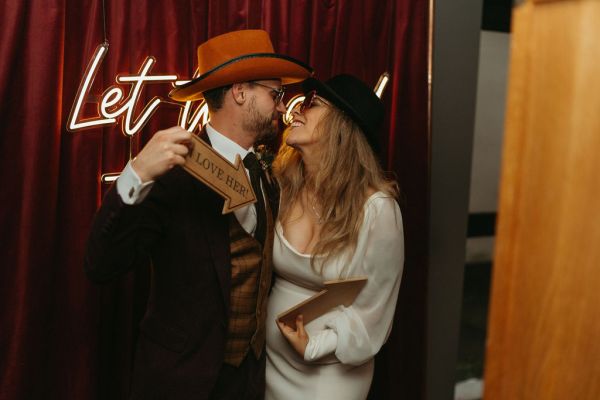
left=85, top=164, right=236, bottom=399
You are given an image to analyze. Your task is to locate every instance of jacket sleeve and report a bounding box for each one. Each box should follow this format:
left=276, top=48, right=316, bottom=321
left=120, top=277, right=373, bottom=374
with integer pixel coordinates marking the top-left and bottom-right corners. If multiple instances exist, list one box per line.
left=84, top=170, right=179, bottom=283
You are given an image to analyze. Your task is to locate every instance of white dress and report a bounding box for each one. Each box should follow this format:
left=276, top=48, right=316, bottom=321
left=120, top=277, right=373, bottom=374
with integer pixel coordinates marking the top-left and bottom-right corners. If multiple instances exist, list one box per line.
left=265, top=192, right=404, bottom=400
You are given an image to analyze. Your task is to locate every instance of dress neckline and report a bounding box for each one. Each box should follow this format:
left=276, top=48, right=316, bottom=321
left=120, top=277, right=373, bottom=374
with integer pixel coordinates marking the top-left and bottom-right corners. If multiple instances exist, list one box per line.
left=276, top=191, right=388, bottom=258
left=275, top=221, right=313, bottom=258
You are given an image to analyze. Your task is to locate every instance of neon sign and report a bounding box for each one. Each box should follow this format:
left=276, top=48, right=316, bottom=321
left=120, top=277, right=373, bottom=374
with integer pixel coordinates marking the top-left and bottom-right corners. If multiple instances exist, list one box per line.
left=68, top=43, right=390, bottom=182
left=67, top=43, right=186, bottom=135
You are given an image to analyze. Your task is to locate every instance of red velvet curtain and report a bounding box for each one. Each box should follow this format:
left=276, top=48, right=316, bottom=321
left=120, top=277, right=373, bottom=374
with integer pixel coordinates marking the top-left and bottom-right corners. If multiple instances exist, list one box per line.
left=0, top=1, right=429, bottom=399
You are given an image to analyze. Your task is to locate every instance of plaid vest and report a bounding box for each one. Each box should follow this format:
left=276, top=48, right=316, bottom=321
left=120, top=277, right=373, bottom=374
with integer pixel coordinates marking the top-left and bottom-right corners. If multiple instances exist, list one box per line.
left=223, top=194, right=274, bottom=366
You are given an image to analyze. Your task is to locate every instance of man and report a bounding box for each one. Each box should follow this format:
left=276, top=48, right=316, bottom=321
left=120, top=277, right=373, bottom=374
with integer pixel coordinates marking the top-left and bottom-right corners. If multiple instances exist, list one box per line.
left=85, top=29, right=312, bottom=399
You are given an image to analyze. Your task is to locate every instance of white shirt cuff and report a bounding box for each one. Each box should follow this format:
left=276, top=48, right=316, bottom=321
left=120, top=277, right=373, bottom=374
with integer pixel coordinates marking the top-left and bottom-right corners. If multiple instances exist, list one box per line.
left=304, top=329, right=338, bottom=362
left=116, top=161, right=155, bottom=205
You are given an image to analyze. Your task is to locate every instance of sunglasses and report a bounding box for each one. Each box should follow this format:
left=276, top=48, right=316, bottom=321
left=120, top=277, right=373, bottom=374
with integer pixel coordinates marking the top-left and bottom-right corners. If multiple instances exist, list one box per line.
left=297, top=90, right=316, bottom=113
left=252, top=81, right=286, bottom=104
left=297, top=90, right=333, bottom=113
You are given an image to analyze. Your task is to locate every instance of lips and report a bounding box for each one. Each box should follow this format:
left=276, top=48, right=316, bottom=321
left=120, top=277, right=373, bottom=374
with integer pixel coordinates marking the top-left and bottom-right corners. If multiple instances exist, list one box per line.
left=290, top=120, right=305, bottom=128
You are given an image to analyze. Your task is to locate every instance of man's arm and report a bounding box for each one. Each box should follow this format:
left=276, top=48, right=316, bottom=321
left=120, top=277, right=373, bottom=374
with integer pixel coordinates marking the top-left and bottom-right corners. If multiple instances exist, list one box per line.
left=84, top=126, right=192, bottom=283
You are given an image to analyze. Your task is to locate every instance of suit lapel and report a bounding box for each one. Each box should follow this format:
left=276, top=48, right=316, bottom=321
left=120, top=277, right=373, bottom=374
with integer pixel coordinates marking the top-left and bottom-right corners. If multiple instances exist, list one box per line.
left=260, top=168, right=279, bottom=220
left=195, top=128, right=231, bottom=311
left=192, top=127, right=279, bottom=311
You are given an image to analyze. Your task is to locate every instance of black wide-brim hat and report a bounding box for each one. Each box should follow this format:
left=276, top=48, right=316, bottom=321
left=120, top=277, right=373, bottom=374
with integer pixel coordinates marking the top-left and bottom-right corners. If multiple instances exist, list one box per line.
left=170, top=30, right=313, bottom=101
left=302, top=74, right=385, bottom=153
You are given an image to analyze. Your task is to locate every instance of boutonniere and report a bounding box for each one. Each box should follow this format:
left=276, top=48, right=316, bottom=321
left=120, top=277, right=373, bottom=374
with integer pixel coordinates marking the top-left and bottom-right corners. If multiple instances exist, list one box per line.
left=255, top=144, right=274, bottom=172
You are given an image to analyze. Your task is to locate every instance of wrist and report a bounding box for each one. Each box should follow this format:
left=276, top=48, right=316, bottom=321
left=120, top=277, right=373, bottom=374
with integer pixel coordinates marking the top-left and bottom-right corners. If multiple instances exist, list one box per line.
left=131, top=157, right=151, bottom=183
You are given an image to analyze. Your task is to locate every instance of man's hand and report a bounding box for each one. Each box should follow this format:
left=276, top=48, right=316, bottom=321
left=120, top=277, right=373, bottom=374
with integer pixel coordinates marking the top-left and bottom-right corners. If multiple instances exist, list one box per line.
left=131, top=126, right=193, bottom=182
left=277, top=315, right=309, bottom=358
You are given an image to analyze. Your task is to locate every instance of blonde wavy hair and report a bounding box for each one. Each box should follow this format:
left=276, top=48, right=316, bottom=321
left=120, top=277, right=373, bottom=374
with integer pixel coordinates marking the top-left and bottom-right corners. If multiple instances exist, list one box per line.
left=273, top=106, right=398, bottom=273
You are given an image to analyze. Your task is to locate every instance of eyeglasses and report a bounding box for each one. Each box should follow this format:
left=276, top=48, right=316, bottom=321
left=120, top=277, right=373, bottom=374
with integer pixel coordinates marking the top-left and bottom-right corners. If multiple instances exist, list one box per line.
left=297, top=90, right=332, bottom=113
left=252, top=81, right=285, bottom=104
left=298, top=90, right=317, bottom=113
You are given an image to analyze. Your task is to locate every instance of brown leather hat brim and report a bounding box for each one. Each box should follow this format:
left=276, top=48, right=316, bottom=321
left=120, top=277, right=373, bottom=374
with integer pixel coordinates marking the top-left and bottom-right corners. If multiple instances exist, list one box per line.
left=169, top=53, right=313, bottom=102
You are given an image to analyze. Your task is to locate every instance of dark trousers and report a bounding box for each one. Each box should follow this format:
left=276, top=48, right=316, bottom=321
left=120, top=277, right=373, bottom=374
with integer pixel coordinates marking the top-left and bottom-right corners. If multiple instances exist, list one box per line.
left=209, top=351, right=265, bottom=400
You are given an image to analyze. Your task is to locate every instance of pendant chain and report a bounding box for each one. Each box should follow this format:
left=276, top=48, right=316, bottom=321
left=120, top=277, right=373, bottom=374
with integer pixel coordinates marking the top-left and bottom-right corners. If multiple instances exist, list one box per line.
left=306, top=191, right=323, bottom=224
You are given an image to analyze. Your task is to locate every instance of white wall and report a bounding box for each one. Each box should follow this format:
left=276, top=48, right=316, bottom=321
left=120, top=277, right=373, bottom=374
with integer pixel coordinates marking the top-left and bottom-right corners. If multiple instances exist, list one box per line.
left=466, top=30, right=510, bottom=264
left=469, top=30, right=510, bottom=213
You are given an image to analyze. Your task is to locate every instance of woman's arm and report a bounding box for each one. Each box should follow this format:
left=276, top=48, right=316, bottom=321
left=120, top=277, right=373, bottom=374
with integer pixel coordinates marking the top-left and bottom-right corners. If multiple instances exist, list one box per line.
left=281, top=196, right=405, bottom=365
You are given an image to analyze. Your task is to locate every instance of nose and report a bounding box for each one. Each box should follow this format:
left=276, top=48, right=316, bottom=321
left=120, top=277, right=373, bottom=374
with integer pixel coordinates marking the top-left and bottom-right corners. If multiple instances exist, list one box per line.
left=276, top=100, right=286, bottom=114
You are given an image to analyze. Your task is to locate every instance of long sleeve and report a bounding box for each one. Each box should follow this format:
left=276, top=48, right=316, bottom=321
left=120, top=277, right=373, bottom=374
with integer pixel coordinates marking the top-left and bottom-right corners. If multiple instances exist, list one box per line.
left=84, top=167, right=183, bottom=283
left=116, top=161, right=155, bottom=205
left=303, top=196, right=404, bottom=365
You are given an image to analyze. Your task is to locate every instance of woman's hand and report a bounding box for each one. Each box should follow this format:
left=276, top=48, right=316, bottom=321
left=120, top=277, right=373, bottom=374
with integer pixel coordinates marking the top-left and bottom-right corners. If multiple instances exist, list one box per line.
left=277, top=315, right=309, bottom=358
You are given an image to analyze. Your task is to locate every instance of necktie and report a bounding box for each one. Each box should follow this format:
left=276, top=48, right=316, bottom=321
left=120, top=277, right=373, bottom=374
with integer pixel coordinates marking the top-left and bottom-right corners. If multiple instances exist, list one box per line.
left=243, top=152, right=267, bottom=245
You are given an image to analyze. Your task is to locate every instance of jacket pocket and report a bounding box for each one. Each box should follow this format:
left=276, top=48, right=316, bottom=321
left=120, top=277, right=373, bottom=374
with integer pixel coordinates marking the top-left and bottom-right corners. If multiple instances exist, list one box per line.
left=140, top=314, right=188, bottom=353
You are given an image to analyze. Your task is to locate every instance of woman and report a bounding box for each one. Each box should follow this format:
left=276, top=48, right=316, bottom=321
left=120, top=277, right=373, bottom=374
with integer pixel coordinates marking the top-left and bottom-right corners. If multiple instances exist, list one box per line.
left=265, top=74, right=404, bottom=399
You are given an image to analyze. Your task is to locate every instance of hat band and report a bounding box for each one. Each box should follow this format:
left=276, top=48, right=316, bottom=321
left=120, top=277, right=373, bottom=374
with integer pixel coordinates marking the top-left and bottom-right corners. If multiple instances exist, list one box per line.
left=176, top=53, right=313, bottom=91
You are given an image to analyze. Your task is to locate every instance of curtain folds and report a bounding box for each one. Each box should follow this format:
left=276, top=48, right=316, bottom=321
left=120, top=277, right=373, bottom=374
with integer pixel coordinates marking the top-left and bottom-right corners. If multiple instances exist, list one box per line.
left=0, top=1, right=429, bottom=398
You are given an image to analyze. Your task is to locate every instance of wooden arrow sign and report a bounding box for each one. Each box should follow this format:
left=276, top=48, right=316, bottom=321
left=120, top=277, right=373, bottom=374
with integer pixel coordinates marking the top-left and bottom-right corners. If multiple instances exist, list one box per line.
left=277, top=276, right=368, bottom=329
left=182, top=134, right=256, bottom=214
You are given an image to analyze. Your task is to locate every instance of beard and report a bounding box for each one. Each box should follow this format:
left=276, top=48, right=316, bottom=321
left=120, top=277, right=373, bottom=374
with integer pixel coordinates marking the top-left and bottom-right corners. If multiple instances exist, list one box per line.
left=243, top=97, right=279, bottom=142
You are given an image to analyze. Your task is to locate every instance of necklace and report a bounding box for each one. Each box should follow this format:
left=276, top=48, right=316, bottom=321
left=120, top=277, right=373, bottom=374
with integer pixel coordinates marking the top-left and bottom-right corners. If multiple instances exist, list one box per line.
left=306, top=191, right=323, bottom=224
left=310, top=202, right=323, bottom=224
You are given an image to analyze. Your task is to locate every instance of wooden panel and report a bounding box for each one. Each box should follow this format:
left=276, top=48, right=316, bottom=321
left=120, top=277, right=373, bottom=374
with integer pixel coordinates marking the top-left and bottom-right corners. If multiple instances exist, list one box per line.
left=531, top=0, right=564, bottom=4
left=484, top=1, right=600, bottom=399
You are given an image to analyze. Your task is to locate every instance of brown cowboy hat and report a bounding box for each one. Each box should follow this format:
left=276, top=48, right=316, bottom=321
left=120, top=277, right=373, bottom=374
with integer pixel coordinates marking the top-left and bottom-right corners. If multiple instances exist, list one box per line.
left=169, top=29, right=313, bottom=101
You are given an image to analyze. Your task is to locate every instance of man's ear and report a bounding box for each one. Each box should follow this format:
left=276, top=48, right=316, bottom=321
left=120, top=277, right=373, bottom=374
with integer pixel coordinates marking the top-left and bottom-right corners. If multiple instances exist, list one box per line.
left=231, top=83, right=246, bottom=105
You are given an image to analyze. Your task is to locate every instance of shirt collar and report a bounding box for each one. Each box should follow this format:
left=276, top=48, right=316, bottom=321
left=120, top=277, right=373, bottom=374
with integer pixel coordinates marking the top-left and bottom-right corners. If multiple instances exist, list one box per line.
left=205, top=123, right=254, bottom=165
